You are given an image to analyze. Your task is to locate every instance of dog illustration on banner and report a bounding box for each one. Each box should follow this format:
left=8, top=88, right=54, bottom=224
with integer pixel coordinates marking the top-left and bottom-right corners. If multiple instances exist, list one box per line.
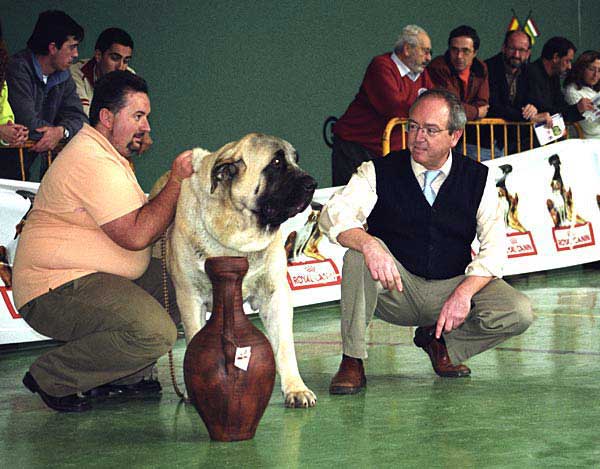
left=284, top=202, right=325, bottom=262
left=496, top=164, right=526, bottom=232
left=546, top=154, right=594, bottom=252
left=495, top=164, right=538, bottom=258
left=546, top=154, right=585, bottom=228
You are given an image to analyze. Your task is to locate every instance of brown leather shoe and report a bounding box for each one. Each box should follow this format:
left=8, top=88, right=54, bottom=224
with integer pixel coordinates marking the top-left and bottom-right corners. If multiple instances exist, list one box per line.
left=329, top=354, right=366, bottom=394
left=413, top=326, right=471, bottom=378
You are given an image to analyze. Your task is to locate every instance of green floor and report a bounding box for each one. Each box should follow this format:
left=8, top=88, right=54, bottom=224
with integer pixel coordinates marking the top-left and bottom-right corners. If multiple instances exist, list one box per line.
left=1, top=265, right=600, bottom=468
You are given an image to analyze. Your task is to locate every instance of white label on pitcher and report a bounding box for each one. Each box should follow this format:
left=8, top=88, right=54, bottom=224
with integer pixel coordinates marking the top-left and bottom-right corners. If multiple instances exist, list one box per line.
left=234, top=346, right=251, bottom=371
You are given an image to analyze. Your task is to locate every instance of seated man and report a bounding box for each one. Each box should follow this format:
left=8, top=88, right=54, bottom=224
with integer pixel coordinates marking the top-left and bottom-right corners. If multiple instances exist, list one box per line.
left=70, top=28, right=134, bottom=116
left=428, top=25, right=489, bottom=160
left=12, top=70, right=193, bottom=412
left=0, top=21, right=28, bottom=147
left=484, top=30, right=549, bottom=156
left=70, top=27, right=151, bottom=153
left=319, top=89, right=533, bottom=394
left=332, top=24, right=433, bottom=186
left=527, top=36, right=593, bottom=125
left=4, top=10, right=87, bottom=180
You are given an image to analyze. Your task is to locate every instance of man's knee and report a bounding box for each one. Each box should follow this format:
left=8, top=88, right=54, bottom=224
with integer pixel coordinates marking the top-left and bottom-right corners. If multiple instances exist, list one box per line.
left=127, top=310, right=178, bottom=357
left=511, top=291, right=534, bottom=335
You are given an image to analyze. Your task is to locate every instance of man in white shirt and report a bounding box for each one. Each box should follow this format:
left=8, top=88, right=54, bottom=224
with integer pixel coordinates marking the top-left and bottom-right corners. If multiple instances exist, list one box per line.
left=319, top=89, right=533, bottom=394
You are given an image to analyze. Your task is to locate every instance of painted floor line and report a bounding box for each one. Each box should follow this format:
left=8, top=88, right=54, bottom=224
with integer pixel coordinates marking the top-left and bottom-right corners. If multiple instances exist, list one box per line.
left=296, top=340, right=600, bottom=356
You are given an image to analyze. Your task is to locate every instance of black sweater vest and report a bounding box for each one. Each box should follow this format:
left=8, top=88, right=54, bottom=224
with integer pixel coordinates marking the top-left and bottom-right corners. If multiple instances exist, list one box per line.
left=367, top=150, right=488, bottom=279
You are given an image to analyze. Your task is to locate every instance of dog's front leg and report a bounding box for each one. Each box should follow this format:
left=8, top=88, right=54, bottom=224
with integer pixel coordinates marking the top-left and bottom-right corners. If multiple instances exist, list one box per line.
left=258, top=286, right=317, bottom=408
left=168, top=233, right=207, bottom=344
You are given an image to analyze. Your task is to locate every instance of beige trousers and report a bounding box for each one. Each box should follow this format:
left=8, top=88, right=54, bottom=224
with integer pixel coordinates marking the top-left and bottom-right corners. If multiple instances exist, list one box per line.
left=340, top=241, right=533, bottom=364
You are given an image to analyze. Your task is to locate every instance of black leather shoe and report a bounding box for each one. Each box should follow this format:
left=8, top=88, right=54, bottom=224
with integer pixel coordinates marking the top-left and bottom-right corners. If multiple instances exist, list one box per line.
left=83, top=378, right=162, bottom=398
left=23, top=372, right=91, bottom=412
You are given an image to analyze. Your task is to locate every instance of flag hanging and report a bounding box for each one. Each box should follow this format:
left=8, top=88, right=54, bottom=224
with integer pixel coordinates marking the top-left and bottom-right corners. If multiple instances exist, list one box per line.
left=523, top=17, right=540, bottom=44
left=507, top=15, right=520, bottom=31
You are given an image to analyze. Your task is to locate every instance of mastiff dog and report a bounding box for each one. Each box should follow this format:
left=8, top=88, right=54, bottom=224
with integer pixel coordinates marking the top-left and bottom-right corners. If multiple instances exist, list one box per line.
left=154, top=133, right=317, bottom=407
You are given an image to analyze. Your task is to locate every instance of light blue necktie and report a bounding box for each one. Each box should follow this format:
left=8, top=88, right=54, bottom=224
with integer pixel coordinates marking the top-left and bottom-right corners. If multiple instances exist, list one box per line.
left=423, top=170, right=441, bottom=205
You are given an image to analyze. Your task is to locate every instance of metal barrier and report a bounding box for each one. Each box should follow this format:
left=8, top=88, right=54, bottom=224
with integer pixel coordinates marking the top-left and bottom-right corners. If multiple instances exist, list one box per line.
left=382, top=117, right=584, bottom=161
left=0, top=141, right=55, bottom=181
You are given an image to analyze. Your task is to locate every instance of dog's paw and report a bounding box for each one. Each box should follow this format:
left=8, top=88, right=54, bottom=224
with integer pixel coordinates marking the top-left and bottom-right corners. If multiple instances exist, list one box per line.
left=283, top=388, right=317, bottom=408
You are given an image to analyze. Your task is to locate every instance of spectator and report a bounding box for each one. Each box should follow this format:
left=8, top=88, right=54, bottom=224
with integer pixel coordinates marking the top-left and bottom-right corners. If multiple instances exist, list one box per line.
left=70, top=28, right=134, bottom=116
left=331, top=25, right=433, bottom=186
left=4, top=10, right=87, bottom=180
left=70, top=27, right=151, bottom=153
left=428, top=25, right=489, bottom=160
left=0, top=21, right=28, bottom=148
left=527, top=36, right=593, bottom=126
left=484, top=30, right=550, bottom=156
left=563, top=50, right=600, bottom=139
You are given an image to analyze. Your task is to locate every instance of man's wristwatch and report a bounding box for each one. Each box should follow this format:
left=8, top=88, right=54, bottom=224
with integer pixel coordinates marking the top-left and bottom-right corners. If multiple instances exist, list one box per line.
left=63, top=127, right=70, bottom=140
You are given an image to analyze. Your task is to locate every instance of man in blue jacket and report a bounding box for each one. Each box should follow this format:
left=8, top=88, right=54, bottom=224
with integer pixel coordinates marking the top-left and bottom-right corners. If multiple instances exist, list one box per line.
left=3, top=10, right=87, bottom=180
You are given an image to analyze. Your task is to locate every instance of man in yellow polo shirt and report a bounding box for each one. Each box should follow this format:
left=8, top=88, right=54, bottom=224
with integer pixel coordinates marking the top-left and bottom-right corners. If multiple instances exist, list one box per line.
left=12, top=70, right=192, bottom=412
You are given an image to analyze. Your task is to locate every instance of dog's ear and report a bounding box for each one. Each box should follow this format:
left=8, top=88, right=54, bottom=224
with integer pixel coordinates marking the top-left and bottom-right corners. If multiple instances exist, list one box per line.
left=210, top=143, right=246, bottom=193
left=211, top=160, right=239, bottom=193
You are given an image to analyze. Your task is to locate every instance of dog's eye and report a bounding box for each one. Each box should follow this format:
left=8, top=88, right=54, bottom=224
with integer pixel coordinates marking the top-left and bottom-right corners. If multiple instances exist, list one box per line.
left=271, top=157, right=282, bottom=167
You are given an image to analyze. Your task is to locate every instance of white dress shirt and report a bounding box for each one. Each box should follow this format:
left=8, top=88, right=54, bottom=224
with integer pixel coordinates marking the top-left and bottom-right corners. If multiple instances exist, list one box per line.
left=391, top=52, right=422, bottom=82
left=319, top=152, right=507, bottom=278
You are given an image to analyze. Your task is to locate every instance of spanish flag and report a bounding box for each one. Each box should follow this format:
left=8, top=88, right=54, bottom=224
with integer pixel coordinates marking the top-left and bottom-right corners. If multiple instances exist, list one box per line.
left=507, top=15, right=520, bottom=31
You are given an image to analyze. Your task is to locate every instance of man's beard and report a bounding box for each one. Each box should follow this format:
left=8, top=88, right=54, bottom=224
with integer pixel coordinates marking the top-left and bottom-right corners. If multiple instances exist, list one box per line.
left=127, top=133, right=144, bottom=154
left=504, top=55, right=524, bottom=71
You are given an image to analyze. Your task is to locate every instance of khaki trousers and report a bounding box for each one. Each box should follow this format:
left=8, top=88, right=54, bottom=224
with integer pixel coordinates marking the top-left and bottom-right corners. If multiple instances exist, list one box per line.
left=20, top=259, right=179, bottom=397
left=340, top=241, right=533, bottom=364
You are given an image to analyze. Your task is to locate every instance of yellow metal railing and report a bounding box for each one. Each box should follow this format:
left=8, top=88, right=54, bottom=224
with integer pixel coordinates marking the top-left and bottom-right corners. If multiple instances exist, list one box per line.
left=382, top=118, right=585, bottom=161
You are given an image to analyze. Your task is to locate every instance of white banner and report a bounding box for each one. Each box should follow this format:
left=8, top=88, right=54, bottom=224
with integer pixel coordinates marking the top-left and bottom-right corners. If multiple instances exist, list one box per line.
left=2, top=139, right=600, bottom=344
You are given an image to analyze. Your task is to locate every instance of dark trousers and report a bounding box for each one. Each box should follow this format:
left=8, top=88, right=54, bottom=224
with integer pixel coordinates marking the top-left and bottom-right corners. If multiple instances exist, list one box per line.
left=0, top=148, right=49, bottom=181
left=331, top=136, right=377, bottom=186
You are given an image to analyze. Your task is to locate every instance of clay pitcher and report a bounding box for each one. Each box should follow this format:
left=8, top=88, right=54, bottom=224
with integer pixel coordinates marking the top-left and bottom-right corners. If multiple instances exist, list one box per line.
left=183, top=256, right=276, bottom=441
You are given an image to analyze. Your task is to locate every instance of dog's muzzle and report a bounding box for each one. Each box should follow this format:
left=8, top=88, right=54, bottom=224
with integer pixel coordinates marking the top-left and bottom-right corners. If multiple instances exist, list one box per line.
left=257, top=173, right=317, bottom=229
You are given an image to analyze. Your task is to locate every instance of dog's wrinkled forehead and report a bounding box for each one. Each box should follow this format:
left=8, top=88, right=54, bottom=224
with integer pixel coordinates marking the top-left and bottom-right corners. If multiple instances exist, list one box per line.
left=240, top=133, right=298, bottom=164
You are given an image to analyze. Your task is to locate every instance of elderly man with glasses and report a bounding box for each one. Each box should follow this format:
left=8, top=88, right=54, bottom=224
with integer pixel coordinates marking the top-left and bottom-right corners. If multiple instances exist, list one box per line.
left=319, top=89, right=532, bottom=394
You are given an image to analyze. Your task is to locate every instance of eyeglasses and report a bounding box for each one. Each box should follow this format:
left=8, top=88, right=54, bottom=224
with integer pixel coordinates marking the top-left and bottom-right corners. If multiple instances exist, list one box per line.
left=505, top=46, right=530, bottom=54
left=586, top=66, right=600, bottom=74
left=407, top=120, right=447, bottom=137
left=449, top=46, right=474, bottom=56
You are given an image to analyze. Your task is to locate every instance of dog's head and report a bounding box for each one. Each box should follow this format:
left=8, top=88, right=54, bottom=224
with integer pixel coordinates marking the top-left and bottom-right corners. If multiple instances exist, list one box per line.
left=204, top=133, right=317, bottom=230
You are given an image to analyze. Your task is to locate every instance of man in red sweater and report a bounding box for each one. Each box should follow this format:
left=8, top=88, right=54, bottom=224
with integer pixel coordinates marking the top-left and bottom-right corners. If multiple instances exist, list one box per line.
left=331, top=24, right=433, bottom=186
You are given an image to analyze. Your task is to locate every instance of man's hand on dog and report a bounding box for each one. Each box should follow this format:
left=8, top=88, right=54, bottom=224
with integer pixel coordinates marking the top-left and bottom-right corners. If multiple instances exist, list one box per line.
left=169, top=150, right=194, bottom=184
left=363, top=238, right=403, bottom=292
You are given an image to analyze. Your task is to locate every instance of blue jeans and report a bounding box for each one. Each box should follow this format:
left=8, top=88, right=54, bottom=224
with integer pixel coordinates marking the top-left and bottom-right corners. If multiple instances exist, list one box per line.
left=465, top=144, right=504, bottom=162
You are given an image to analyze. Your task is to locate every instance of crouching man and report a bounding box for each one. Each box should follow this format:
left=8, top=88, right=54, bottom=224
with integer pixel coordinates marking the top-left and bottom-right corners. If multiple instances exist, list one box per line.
left=319, top=89, right=533, bottom=394
left=12, top=70, right=193, bottom=411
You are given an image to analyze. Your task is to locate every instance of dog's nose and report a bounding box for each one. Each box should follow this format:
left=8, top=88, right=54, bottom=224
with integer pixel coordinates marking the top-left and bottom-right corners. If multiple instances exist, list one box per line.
left=302, top=176, right=317, bottom=193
